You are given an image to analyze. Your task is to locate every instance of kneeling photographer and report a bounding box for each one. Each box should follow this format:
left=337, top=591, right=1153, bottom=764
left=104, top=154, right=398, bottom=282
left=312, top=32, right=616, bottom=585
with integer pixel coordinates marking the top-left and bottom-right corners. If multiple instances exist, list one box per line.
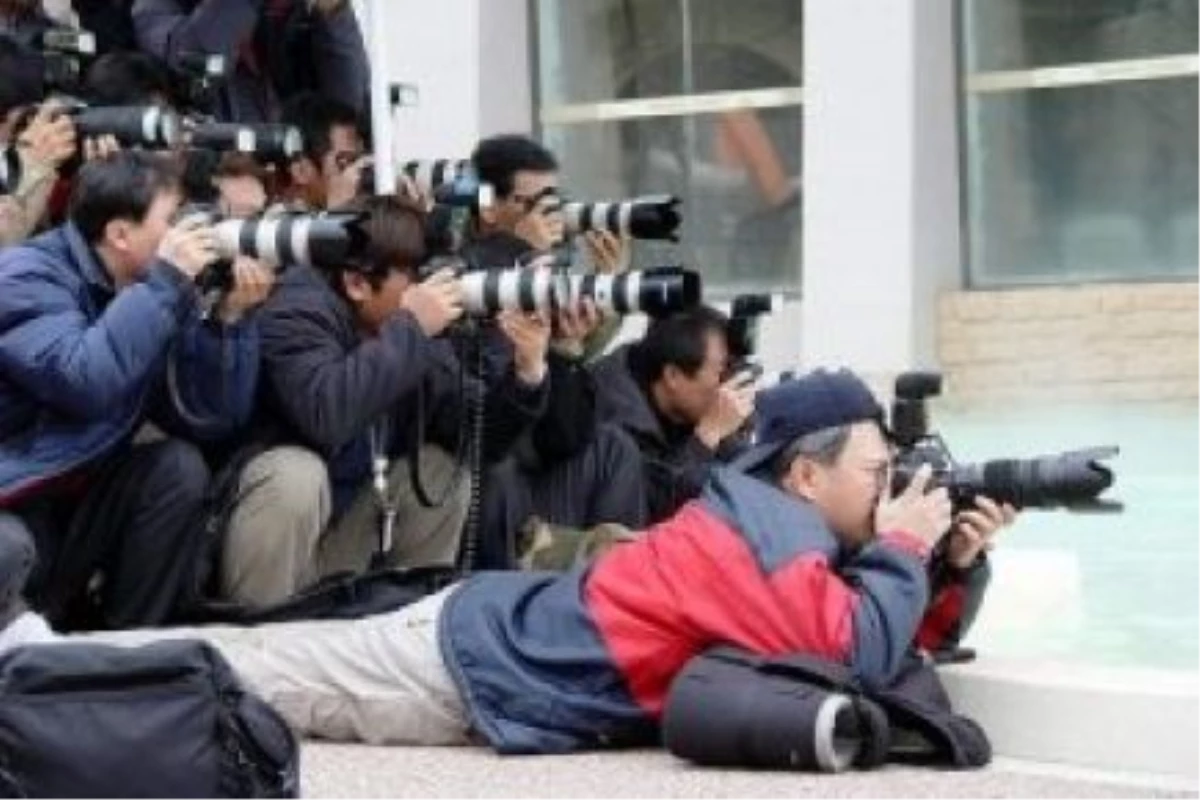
left=219, top=195, right=552, bottom=608
left=432, top=134, right=652, bottom=568
left=0, top=150, right=268, bottom=630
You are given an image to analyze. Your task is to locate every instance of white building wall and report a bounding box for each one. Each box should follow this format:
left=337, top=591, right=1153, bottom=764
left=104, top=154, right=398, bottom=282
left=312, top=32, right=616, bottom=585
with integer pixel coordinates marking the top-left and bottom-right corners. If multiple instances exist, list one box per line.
left=359, top=0, right=962, bottom=379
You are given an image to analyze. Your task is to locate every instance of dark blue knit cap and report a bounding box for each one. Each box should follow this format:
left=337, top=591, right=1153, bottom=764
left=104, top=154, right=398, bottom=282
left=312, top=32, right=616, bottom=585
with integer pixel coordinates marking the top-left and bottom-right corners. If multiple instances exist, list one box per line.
left=734, top=368, right=886, bottom=474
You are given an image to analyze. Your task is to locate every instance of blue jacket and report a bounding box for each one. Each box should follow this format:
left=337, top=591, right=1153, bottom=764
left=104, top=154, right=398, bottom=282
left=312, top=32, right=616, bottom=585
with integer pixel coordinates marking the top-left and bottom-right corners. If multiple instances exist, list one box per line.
left=439, top=467, right=930, bottom=754
left=0, top=223, right=260, bottom=503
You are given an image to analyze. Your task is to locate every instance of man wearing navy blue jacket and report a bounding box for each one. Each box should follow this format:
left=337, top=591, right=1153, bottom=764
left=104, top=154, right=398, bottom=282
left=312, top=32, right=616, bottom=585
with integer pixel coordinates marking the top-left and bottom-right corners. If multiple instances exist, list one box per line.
left=132, top=0, right=369, bottom=123
left=0, top=151, right=268, bottom=630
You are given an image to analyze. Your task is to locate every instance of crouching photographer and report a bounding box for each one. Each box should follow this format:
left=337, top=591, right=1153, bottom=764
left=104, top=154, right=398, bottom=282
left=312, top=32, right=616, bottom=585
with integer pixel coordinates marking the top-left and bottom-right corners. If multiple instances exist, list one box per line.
left=215, top=195, right=552, bottom=608
left=0, top=150, right=268, bottom=630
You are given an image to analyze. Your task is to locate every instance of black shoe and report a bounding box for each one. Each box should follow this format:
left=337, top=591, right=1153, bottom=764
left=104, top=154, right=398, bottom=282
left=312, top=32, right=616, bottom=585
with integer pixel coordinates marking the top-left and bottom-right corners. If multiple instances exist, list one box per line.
left=0, top=515, right=35, bottom=630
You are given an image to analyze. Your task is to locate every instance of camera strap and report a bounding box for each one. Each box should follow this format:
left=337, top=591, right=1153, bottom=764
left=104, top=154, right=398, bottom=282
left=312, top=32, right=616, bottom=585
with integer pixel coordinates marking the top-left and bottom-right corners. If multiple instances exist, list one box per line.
left=367, top=417, right=399, bottom=558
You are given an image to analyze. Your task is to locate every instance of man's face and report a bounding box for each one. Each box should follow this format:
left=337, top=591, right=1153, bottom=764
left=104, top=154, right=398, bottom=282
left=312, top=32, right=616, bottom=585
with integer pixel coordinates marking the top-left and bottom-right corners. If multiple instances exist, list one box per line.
left=658, top=331, right=729, bottom=426
left=493, top=169, right=560, bottom=232
left=319, top=124, right=364, bottom=193
left=116, top=189, right=182, bottom=278
left=783, top=421, right=893, bottom=548
left=215, top=175, right=267, bottom=219
left=344, top=268, right=413, bottom=335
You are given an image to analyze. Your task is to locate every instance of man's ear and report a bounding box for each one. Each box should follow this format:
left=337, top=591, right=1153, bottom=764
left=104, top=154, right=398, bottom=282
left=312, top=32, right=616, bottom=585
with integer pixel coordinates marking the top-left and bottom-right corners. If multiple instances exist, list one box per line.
left=102, top=218, right=133, bottom=255
left=781, top=456, right=820, bottom=502
left=341, top=271, right=372, bottom=304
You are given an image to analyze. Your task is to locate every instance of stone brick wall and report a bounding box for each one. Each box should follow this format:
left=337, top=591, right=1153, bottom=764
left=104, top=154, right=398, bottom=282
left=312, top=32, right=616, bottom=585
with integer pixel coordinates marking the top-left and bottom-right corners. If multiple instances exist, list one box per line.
left=937, top=283, right=1198, bottom=405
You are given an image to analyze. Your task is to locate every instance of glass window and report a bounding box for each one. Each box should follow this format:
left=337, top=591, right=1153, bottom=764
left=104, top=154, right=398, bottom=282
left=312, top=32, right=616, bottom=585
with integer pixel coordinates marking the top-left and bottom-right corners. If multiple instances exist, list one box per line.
left=961, top=0, right=1198, bottom=286
left=536, top=0, right=803, bottom=294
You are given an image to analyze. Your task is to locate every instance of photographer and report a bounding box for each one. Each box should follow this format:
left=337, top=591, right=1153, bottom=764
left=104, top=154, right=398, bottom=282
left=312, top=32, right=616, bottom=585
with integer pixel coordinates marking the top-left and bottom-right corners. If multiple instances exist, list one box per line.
left=0, top=368, right=1016, bottom=754
left=0, top=150, right=270, bottom=630
left=0, top=36, right=74, bottom=247
left=216, top=195, right=551, bottom=608
left=131, top=0, right=369, bottom=123
left=277, top=91, right=364, bottom=211
left=591, top=305, right=756, bottom=523
left=451, top=134, right=647, bottom=568
left=1, top=102, right=77, bottom=247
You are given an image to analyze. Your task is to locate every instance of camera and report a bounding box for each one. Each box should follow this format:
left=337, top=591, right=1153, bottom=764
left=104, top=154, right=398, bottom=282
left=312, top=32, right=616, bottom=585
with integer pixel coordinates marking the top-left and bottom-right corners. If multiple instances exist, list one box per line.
left=170, top=51, right=228, bottom=114
left=889, top=371, right=1122, bottom=513
left=206, top=208, right=368, bottom=268
left=452, top=265, right=700, bottom=319
left=403, top=159, right=682, bottom=241
left=560, top=195, right=682, bottom=242
left=725, top=293, right=773, bottom=379
left=67, top=103, right=182, bottom=149
left=402, top=159, right=472, bottom=193
left=185, top=121, right=303, bottom=162
left=177, top=205, right=369, bottom=302
left=34, top=26, right=96, bottom=96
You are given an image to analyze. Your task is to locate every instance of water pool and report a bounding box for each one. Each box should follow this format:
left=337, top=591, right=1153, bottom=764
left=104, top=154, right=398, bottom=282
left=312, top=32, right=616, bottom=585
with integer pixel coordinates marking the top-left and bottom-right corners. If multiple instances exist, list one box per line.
left=935, top=401, right=1198, bottom=671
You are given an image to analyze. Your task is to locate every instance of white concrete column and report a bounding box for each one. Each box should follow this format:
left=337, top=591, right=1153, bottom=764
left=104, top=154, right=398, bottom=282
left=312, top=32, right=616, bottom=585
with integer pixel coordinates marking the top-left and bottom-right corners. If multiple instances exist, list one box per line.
left=355, top=0, right=533, bottom=169
left=800, top=0, right=961, bottom=378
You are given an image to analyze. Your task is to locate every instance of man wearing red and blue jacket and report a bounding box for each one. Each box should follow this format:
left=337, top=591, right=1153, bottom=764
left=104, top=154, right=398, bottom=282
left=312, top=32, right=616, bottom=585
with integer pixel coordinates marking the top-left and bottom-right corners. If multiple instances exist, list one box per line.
left=0, top=368, right=1014, bottom=751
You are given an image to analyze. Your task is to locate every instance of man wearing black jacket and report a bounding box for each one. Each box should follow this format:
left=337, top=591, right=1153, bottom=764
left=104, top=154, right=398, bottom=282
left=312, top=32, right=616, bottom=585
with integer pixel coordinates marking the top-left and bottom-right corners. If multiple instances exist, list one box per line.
left=592, top=306, right=756, bottom=524
left=462, top=134, right=646, bottom=569
left=131, top=0, right=369, bottom=123
left=216, top=196, right=552, bottom=608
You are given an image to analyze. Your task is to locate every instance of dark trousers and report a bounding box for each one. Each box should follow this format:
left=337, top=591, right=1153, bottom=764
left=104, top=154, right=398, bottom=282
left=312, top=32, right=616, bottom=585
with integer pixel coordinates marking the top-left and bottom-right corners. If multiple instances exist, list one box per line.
left=11, top=440, right=211, bottom=631
left=475, top=424, right=648, bottom=569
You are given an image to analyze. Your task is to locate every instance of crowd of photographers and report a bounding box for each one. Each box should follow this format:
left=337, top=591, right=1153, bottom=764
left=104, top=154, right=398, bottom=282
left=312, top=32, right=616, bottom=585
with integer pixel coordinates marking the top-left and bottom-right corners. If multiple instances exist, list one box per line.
left=0, top=1, right=1025, bottom=759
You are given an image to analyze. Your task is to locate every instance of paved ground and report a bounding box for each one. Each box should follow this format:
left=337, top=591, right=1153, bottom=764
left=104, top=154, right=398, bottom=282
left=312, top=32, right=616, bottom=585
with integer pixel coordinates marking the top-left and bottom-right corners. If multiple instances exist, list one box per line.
left=302, top=744, right=1196, bottom=798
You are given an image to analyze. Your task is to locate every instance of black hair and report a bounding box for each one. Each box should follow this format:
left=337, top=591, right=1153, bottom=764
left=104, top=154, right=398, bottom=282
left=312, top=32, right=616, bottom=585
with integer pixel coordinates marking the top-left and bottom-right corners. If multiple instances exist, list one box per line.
left=629, top=305, right=730, bottom=385
left=323, top=194, right=428, bottom=296
left=83, top=50, right=172, bottom=106
left=280, top=91, right=362, bottom=165
left=68, top=150, right=181, bottom=243
left=470, top=134, right=558, bottom=199
left=0, top=34, right=45, bottom=118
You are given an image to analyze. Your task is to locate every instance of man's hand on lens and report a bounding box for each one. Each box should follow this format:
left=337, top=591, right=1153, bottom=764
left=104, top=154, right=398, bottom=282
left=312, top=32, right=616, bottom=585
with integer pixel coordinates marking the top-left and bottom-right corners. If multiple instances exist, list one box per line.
left=157, top=216, right=219, bottom=280
left=400, top=267, right=463, bottom=337
left=553, top=298, right=602, bottom=357
left=326, top=154, right=371, bottom=209
left=16, top=102, right=76, bottom=170
left=82, top=135, right=121, bottom=162
left=944, top=495, right=1017, bottom=569
left=695, top=376, right=756, bottom=450
left=514, top=199, right=565, bottom=252
left=217, top=256, right=275, bottom=324
left=583, top=230, right=629, bottom=275
left=875, top=463, right=954, bottom=549
left=498, top=311, right=550, bottom=386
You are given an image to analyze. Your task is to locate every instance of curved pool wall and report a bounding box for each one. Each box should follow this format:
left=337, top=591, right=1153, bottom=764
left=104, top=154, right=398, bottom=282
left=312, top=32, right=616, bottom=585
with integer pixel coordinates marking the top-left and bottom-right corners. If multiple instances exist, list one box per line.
left=942, top=658, right=1198, bottom=784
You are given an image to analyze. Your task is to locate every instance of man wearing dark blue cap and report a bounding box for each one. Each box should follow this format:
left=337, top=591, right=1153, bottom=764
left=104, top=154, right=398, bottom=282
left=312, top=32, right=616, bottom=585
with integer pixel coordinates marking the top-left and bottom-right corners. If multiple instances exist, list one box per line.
left=0, top=368, right=1014, bottom=754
